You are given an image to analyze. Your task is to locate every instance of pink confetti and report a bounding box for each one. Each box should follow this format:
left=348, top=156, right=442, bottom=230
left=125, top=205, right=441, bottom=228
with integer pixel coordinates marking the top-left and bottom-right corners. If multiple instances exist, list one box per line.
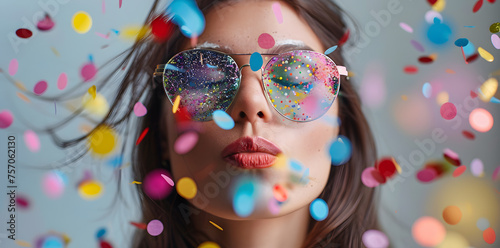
left=470, top=158, right=484, bottom=177
left=143, top=169, right=173, bottom=200
left=57, top=73, right=67, bottom=90
left=42, top=171, right=65, bottom=198
left=491, top=34, right=500, bottom=49
left=147, top=220, right=163, bottom=236
left=440, top=102, right=457, bottom=120
left=411, top=40, right=425, bottom=53
left=36, top=14, right=55, bottom=31
left=452, top=165, right=466, bottom=178
left=272, top=2, right=283, bottom=24
left=258, top=33, right=275, bottom=49
left=102, top=0, right=106, bottom=14
left=8, top=58, right=18, bottom=76
left=399, top=22, right=413, bottom=33
left=268, top=198, right=281, bottom=215
left=0, top=110, right=14, bottom=129
left=81, top=62, right=97, bottom=82
left=33, top=80, right=48, bottom=95
left=16, top=195, right=30, bottom=208
left=362, top=229, right=390, bottom=248
left=24, top=130, right=40, bottom=152
left=174, top=131, right=199, bottom=154
left=161, top=174, right=174, bottom=186
left=95, top=32, right=110, bottom=39
left=416, top=168, right=437, bottom=183
left=361, top=167, right=380, bottom=188
left=119, top=0, right=122, bottom=8
left=134, top=102, right=147, bottom=117
left=493, top=166, right=500, bottom=181
left=443, top=148, right=461, bottom=166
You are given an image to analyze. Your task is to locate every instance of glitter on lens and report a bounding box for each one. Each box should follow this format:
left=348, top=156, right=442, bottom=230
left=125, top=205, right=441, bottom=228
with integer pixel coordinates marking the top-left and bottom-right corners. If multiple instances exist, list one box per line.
left=469, top=108, right=493, bottom=132
left=176, top=177, right=197, bottom=199
left=328, top=135, right=352, bottom=166
left=310, top=198, right=328, bottom=221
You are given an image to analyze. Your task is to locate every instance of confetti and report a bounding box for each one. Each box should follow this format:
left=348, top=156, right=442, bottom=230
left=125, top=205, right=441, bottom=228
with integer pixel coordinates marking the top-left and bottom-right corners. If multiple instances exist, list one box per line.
left=469, top=108, right=493, bottom=132
left=72, top=11, right=92, bottom=34
left=399, top=22, right=413, bottom=33
left=403, top=65, right=418, bottom=74
left=88, top=85, right=96, bottom=99
left=271, top=2, right=283, bottom=24
left=257, top=33, right=275, bottom=49
left=431, top=0, right=446, bottom=12
left=17, top=92, right=30, bottom=103
left=209, top=221, right=223, bottom=231
left=268, top=198, right=281, bottom=215
left=418, top=56, right=433, bottom=63
left=422, top=82, right=432, bottom=98
left=310, top=198, right=328, bottom=221
left=135, top=127, right=149, bottom=146
left=493, top=166, right=500, bottom=181
left=166, top=0, right=205, bottom=38
left=472, top=0, right=483, bottom=13
left=78, top=180, right=103, bottom=200
left=82, top=93, right=110, bottom=118
left=477, top=218, right=490, bottom=231
left=492, top=34, right=500, bottom=49
left=133, top=102, right=148, bottom=117
left=51, top=46, right=60, bottom=56
left=119, top=0, right=122, bottom=8
left=15, top=240, right=31, bottom=247
left=490, top=22, right=500, bottom=33
left=425, top=10, right=442, bottom=24
left=427, top=18, right=451, bottom=44
left=470, top=158, right=484, bottom=177
left=328, top=135, right=352, bottom=166
left=105, top=155, right=122, bottom=168
left=454, top=38, right=469, bottom=47
left=150, top=15, right=174, bottom=42
left=143, top=169, right=173, bottom=200
left=147, top=220, right=164, bottom=236
left=34, top=80, right=48, bottom=95
left=131, top=181, right=142, bottom=184
left=478, top=77, right=498, bottom=102
left=272, top=184, right=288, bottom=202
left=37, top=14, right=55, bottom=31
left=198, top=241, right=221, bottom=248
left=0, top=110, right=14, bottom=129
left=39, top=235, right=64, bottom=248
left=81, top=62, right=97, bottom=82
left=174, top=131, right=198, bottom=154
left=412, top=216, right=446, bottom=247
left=466, top=53, right=479, bottom=63
left=478, top=47, right=494, bottom=62
left=338, top=29, right=350, bottom=46
left=161, top=174, right=174, bottom=186
left=172, top=95, right=181, bottom=114
left=452, top=165, right=466, bottom=177
left=440, top=102, right=457, bottom=120
left=443, top=148, right=461, bottom=166
left=376, top=157, right=398, bottom=179
left=416, top=168, right=437, bottom=183
left=442, top=206, right=462, bottom=225
left=362, top=230, right=389, bottom=248
left=100, top=240, right=113, bottom=248
left=324, top=45, right=338, bottom=55
left=483, top=228, right=496, bottom=244
left=177, top=177, right=197, bottom=199
left=462, top=130, right=475, bottom=140
left=8, top=58, right=18, bottom=76
left=233, top=179, right=256, bottom=217
left=57, top=73, right=67, bottom=90
left=24, top=130, right=40, bottom=152
left=213, top=110, right=235, bottom=130
left=410, top=40, right=425, bottom=52
left=130, top=222, right=147, bottom=229
left=361, top=167, right=380, bottom=188
left=87, top=125, right=117, bottom=156
left=445, top=68, right=455, bottom=74
left=249, top=52, right=263, bottom=71
left=16, top=28, right=32, bottom=38
left=42, top=171, right=65, bottom=198
left=16, top=195, right=30, bottom=208
left=96, top=227, right=106, bottom=239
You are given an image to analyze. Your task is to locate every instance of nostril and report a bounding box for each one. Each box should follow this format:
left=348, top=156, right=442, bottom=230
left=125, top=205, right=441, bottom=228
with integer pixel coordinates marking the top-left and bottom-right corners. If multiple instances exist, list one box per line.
left=257, top=111, right=264, bottom=118
left=239, top=112, right=246, bottom=118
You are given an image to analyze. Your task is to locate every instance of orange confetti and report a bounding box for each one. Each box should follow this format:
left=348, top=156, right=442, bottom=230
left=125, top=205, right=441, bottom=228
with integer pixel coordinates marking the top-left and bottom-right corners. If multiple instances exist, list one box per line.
left=445, top=68, right=455, bottom=74
left=130, top=221, right=147, bottom=229
left=452, top=165, right=467, bottom=177
left=483, top=227, right=496, bottom=244
left=17, top=92, right=30, bottom=103
left=209, top=220, right=223, bottom=231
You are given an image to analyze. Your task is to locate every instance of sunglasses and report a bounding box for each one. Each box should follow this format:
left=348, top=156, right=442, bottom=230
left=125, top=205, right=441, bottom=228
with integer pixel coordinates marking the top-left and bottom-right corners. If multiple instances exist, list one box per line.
left=153, top=49, right=346, bottom=122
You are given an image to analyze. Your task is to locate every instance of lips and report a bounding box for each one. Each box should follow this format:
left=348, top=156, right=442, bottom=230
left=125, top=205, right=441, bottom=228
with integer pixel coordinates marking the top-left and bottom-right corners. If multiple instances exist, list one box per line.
left=221, top=137, right=282, bottom=169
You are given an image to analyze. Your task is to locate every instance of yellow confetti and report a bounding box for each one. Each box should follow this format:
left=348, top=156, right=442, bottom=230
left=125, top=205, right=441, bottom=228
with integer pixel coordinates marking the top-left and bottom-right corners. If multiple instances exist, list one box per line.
left=120, top=25, right=150, bottom=41
left=87, top=124, right=117, bottom=156
left=51, top=46, right=60, bottom=57
left=429, top=53, right=438, bottom=60
left=478, top=78, right=498, bottom=102
left=15, top=80, right=26, bottom=91
left=272, top=153, right=288, bottom=170
left=445, top=68, right=455, bottom=74
left=72, top=11, right=92, bottom=34
left=436, top=91, right=449, bottom=106
left=347, top=71, right=355, bottom=77
left=432, top=0, right=446, bottom=12
left=82, top=93, right=110, bottom=118
left=131, top=181, right=142, bottom=184
left=88, top=85, right=96, bottom=99
left=17, top=92, right=30, bottom=103
left=392, top=157, right=402, bottom=174
left=198, top=241, right=221, bottom=248
left=172, top=95, right=181, bottom=113
left=401, top=95, right=408, bottom=101
left=78, top=180, right=103, bottom=200
left=478, top=47, right=494, bottom=62
left=209, top=220, right=223, bottom=231
left=176, top=177, right=197, bottom=199
left=15, top=240, right=31, bottom=247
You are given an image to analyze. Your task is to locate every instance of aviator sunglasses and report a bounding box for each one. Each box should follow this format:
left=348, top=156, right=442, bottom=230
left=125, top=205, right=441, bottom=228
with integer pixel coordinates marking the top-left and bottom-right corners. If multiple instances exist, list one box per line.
left=153, top=49, right=346, bottom=122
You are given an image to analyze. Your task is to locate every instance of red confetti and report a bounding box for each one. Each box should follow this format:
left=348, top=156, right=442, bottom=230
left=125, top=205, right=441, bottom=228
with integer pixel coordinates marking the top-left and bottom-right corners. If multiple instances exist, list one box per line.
left=404, top=65, right=418, bottom=74
left=462, top=130, right=475, bottom=140
left=473, top=0, right=483, bottom=13
left=418, top=56, right=433, bottom=64
left=443, top=149, right=461, bottom=166
left=440, top=102, right=457, bottom=120
left=100, top=240, right=113, bottom=248
left=452, top=165, right=467, bottom=177
left=174, top=106, right=192, bottom=123
left=371, top=169, right=386, bottom=184
left=16, top=196, right=30, bottom=208
left=470, top=90, right=478, bottom=98
left=427, top=0, right=438, bottom=5
left=483, top=227, right=496, bottom=244
left=136, top=127, right=149, bottom=145
left=151, top=15, right=174, bottom=42
left=130, top=222, right=147, bottom=229
left=338, top=29, right=350, bottom=46
left=416, top=168, right=437, bottom=183
left=16, top=28, right=32, bottom=38
left=376, top=157, right=397, bottom=179
left=487, top=0, right=495, bottom=3
left=466, top=53, right=479, bottom=63
left=425, top=162, right=446, bottom=177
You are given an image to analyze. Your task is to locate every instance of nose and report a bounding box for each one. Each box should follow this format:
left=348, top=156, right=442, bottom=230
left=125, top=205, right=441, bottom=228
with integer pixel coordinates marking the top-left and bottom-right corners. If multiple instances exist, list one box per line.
left=226, top=64, right=273, bottom=124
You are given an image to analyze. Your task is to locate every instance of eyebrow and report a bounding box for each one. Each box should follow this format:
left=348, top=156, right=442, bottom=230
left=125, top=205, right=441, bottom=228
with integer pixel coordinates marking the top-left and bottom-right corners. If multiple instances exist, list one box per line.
left=193, top=40, right=315, bottom=55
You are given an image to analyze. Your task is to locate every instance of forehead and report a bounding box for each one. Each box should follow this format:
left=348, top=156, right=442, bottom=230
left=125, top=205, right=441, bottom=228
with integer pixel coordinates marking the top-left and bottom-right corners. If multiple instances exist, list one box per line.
left=186, top=0, right=325, bottom=54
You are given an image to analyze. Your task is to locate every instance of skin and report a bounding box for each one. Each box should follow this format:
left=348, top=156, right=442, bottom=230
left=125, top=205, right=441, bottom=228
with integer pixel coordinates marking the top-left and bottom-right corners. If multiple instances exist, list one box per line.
left=160, top=1, right=340, bottom=247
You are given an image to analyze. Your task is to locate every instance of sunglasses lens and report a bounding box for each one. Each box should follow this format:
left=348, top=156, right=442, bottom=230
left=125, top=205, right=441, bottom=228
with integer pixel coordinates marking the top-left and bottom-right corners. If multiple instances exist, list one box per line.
left=262, top=50, right=340, bottom=121
left=163, top=50, right=240, bottom=121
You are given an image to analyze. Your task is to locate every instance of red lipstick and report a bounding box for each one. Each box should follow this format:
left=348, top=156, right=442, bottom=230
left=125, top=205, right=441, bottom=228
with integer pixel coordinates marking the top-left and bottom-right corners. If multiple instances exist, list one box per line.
left=221, top=137, right=282, bottom=169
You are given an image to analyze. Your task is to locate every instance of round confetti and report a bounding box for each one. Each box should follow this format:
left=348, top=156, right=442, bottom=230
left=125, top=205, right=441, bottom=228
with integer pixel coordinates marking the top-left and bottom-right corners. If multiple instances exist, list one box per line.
left=96, top=227, right=106, bottom=239
left=310, top=198, right=328, bottom=221
left=82, top=93, right=110, bottom=118
left=463, top=42, right=475, bottom=56
left=150, top=15, right=174, bottom=42
left=490, top=22, right=500, bottom=33
left=176, top=177, right=197, bottom=199
left=33, top=80, right=48, bottom=95
left=478, top=47, right=494, bottom=62
left=249, top=52, right=263, bottom=72
left=469, top=108, right=493, bottom=132
left=273, top=184, right=287, bottom=202
left=431, top=0, right=446, bottom=12
left=399, top=22, right=413, bottom=33
left=454, top=38, right=469, bottom=47
left=81, top=62, right=97, bottom=82
left=422, top=82, right=432, bottom=98
left=37, top=14, right=55, bottom=31
left=362, top=229, right=389, bottom=248
left=361, top=167, right=380, bottom=188
left=257, top=33, right=275, bottom=49
left=412, top=216, right=446, bottom=247
left=328, top=135, right=352, bottom=166
left=87, top=125, right=117, bottom=156
left=41, top=235, right=64, bottom=248
left=24, top=130, right=40, bottom=152
left=78, top=180, right=103, bottom=200
left=443, top=148, right=461, bottom=166
left=16, top=195, right=30, bottom=209
left=442, top=206, right=462, bottom=225
left=416, top=168, right=437, bottom=183
left=57, top=73, right=67, bottom=90
left=42, top=171, right=65, bottom=198
left=427, top=18, right=452, bottom=44
left=478, top=77, right=498, bottom=102
left=0, top=110, right=14, bottom=129
left=376, top=157, right=397, bottom=179
left=268, top=198, right=280, bottom=215
left=477, top=218, right=490, bottom=231
left=213, top=110, right=234, bottom=130
left=72, top=11, right=92, bottom=34
left=493, top=166, right=500, bottom=181
left=16, top=28, right=32, bottom=38
left=198, top=241, right=221, bottom=248
left=462, top=130, right=475, bottom=140
left=143, top=169, right=173, bottom=200
left=470, top=158, right=484, bottom=177
left=483, top=227, right=496, bottom=244
left=410, top=40, right=425, bottom=53
left=174, top=131, right=199, bottom=154
left=404, top=65, right=418, bottom=74
left=133, top=102, right=147, bottom=117
left=147, top=220, right=164, bottom=236
left=233, top=180, right=256, bottom=217
left=166, top=0, right=205, bottom=38
left=492, top=34, right=500, bottom=49
left=452, top=165, right=466, bottom=177
left=99, top=240, right=113, bottom=248
left=425, top=10, right=442, bottom=24
left=440, top=102, right=457, bottom=120
left=324, top=45, right=338, bottom=55
left=8, top=58, right=18, bottom=76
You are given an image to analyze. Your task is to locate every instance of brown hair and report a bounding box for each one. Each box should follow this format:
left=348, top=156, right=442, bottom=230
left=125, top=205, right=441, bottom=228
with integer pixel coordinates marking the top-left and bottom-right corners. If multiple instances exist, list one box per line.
left=55, top=0, right=379, bottom=247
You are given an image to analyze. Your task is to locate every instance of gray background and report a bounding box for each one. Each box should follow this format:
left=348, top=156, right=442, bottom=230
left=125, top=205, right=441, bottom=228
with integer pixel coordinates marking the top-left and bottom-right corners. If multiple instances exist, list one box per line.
left=1, top=0, right=499, bottom=247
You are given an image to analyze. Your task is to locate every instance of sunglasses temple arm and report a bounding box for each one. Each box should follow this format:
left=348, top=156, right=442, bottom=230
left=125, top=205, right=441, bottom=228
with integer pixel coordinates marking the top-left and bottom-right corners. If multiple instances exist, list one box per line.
left=337, top=66, right=348, bottom=77
left=152, top=64, right=166, bottom=89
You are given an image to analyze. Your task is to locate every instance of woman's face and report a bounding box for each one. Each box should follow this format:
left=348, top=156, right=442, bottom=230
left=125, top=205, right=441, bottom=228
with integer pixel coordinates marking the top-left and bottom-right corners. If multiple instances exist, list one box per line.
left=160, top=0, right=340, bottom=220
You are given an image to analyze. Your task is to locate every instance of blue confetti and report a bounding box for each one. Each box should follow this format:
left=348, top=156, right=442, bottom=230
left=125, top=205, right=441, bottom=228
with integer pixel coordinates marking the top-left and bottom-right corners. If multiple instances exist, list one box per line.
left=310, top=198, right=328, bottom=221
left=41, top=235, right=64, bottom=248
left=289, top=159, right=303, bottom=172
left=476, top=218, right=490, bottom=231
left=454, top=38, right=469, bottom=47
left=463, top=42, right=475, bottom=56
left=249, top=52, right=263, bottom=71
left=110, top=28, right=120, bottom=35
left=427, top=18, right=452, bottom=45
left=490, top=96, right=500, bottom=104
left=96, top=227, right=106, bottom=239
left=107, top=155, right=123, bottom=168
left=166, top=0, right=205, bottom=38
left=233, top=179, right=256, bottom=217
left=213, top=110, right=234, bottom=130
left=422, top=82, right=432, bottom=98
left=324, top=45, right=338, bottom=55
left=88, top=54, right=94, bottom=63
left=328, top=135, right=352, bottom=166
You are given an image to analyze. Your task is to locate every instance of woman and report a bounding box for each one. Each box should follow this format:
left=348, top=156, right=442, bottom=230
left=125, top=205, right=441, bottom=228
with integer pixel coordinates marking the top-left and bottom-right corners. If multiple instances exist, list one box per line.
left=94, top=0, right=379, bottom=247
